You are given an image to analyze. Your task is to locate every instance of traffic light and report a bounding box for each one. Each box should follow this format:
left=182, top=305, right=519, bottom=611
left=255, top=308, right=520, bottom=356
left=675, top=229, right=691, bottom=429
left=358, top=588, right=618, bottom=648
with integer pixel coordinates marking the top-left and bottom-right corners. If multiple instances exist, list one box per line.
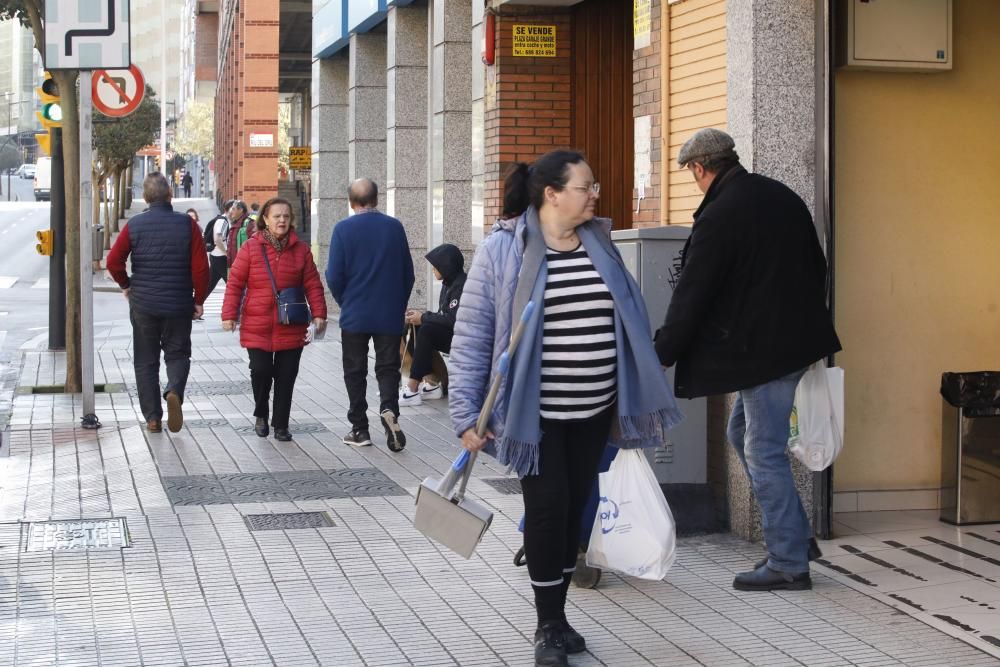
left=36, top=230, right=53, bottom=256
left=35, top=72, right=61, bottom=157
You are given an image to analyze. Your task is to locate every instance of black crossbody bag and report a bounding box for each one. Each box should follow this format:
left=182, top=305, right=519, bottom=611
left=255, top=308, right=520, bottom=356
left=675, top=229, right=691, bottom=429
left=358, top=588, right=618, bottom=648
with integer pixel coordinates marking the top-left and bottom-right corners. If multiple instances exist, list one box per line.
left=260, top=244, right=311, bottom=325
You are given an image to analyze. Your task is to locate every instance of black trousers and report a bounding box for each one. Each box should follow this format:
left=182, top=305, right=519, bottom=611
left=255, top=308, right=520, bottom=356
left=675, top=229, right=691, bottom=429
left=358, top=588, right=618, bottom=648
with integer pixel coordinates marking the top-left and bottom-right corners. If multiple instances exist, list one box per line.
left=207, top=254, right=228, bottom=295
left=408, top=321, right=452, bottom=381
left=130, top=308, right=192, bottom=422
left=248, top=347, right=303, bottom=429
left=520, top=408, right=613, bottom=625
left=341, top=330, right=401, bottom=430
left=183, top=185, right=191, bottom=197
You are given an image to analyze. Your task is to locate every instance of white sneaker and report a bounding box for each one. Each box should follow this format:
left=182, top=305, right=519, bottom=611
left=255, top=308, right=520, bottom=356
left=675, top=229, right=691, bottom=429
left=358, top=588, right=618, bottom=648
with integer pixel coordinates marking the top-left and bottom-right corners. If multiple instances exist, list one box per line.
left=420, top=382, right=444, bottom=400
left=398, top=386, right=422, bottom=407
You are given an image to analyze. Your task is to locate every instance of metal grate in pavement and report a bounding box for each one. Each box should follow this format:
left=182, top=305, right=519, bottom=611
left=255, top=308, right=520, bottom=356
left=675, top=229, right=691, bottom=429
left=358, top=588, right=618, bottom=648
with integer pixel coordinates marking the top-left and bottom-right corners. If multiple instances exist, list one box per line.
left=22, top=518, right=129, bottom=551
left=139, top=380, right=252, bottom=397
left=232, top=422, right=330, bottom=434
left=192, top=358, right=247, bottom=365
left=184, top=418, right=232, bottom=429
left=244, top=512, right=334, bottom=531
left=163, top=467, right=407, bottom=505
left=482, top=478, right=522, bottom=495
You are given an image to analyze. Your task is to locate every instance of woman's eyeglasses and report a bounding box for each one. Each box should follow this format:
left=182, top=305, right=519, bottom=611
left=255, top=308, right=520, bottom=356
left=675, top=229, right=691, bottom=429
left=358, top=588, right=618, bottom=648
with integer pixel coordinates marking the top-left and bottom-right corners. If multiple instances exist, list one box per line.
left=568, top=182, right=600, bottom=195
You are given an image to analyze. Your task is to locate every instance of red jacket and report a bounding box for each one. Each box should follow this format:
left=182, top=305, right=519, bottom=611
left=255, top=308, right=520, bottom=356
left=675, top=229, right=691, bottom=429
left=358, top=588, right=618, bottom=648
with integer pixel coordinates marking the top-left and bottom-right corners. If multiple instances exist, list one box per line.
left=221, top=231, right=328, bottom=352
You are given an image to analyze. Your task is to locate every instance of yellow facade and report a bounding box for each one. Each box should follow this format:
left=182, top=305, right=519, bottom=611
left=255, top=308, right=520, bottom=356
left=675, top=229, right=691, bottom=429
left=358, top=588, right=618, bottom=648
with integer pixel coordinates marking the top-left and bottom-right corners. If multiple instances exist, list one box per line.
left=833, top=1, right=1000, bottom=494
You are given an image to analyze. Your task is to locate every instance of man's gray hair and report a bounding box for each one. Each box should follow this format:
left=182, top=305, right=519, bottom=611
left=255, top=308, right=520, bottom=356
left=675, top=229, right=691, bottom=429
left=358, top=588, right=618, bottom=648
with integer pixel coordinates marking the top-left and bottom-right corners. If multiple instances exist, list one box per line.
left=348, top=179, right=378, bottom=208
left=143, top=172, right=172, bottom=204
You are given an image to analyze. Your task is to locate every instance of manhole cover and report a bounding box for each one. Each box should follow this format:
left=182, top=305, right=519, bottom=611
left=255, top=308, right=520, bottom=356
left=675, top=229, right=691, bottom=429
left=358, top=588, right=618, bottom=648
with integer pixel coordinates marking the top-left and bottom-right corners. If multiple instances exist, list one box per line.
left=168, top=381, right=252, bottom=397
left=483, top=478, right=522, bottom=495
left=244, top=512, right=334, bottom=531
left=232, top=422, right=329, bottom=434
left=23, top=518, right=129, bottom=551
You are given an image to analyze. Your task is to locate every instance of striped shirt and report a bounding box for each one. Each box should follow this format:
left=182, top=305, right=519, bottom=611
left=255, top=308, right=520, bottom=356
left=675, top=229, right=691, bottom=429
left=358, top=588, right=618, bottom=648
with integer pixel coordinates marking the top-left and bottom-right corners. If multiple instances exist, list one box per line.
left=540, top=245, right=617, bottom=420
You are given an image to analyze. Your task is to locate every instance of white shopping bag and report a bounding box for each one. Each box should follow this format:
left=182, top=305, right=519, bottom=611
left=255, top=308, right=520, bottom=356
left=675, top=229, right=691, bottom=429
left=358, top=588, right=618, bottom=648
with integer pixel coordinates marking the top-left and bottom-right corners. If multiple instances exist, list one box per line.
left=788, top=362, right=845, bottom=472
left=585, top=449, right=676, bottom=580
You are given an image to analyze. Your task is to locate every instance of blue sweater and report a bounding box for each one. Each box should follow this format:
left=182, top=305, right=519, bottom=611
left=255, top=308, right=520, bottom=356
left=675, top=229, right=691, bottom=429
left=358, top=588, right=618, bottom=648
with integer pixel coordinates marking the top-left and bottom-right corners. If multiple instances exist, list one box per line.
left=325, top=210, right=415, bottom=335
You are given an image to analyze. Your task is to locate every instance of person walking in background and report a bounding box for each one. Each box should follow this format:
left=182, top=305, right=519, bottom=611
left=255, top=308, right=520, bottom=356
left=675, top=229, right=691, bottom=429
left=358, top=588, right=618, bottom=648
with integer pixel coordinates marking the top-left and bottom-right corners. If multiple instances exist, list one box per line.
left=655, top=128, right=841, bottom=592
left=326, top=179, right=414, bottom=452
left=107, top=173, right=209, bottom=433
left=449, top=151, right=682, bottom=667
left=182, top=171, right=193, bottom=198
left=221, top=198, right=327, bottom=442
left=185, top=208, right=199, bottom=223
left=205, top=200, right=234, bottom=295
left=225, top=200, right=251, bottom=268
left=398, top=243, right=467, bottom=406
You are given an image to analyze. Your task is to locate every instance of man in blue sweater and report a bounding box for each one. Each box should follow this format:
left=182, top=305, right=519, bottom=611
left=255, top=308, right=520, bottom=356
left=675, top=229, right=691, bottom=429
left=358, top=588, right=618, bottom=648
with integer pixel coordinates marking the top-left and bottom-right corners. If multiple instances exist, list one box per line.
left=326, top=179, right=415, bottom=451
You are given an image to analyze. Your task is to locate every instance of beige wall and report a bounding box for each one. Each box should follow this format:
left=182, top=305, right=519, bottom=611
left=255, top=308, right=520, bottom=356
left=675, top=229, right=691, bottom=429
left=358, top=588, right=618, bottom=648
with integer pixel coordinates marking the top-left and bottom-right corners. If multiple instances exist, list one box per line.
left=833, top=1, right=1000, bottom=493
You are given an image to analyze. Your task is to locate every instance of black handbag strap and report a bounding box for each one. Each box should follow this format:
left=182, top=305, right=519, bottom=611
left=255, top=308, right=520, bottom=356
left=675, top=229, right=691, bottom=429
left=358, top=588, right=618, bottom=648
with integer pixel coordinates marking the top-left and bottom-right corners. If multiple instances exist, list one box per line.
left=259, top=243, right=280, bottom=302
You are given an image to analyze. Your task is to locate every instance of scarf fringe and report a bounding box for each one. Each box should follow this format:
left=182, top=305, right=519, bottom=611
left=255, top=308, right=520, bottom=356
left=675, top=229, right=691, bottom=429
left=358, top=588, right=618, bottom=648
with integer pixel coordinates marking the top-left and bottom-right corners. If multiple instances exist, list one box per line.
left=612, top=408, right=685, bottom=450
left=495, top=435, right=540, bottom=477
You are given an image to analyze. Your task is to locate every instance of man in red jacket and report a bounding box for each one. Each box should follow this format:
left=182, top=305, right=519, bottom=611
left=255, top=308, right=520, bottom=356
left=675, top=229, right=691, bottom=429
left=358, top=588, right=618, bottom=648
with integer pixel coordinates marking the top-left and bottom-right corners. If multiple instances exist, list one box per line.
left=107, top=173, right=210, bottom=433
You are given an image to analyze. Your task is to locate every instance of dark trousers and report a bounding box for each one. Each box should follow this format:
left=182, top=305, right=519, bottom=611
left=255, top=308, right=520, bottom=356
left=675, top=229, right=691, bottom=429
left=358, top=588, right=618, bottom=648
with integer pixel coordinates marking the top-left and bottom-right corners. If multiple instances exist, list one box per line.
left=130, top=308, right=193, bottom=422
left=408, top=322, right=453, bottom=381
left=341, top=330, right=401, bottom=430
left=248, top=347, right=303, bottom=429
left=183, top=185, right=191, bottom=197
left=520, top=408, right=613, bottom=625
left=207, top=254, right=228, bottom=294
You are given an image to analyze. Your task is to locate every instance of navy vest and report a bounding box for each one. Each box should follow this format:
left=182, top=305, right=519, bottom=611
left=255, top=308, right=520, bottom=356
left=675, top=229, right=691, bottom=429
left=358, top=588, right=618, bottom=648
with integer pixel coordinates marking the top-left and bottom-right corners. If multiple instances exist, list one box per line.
left=127, top=203, right=194, bottom=317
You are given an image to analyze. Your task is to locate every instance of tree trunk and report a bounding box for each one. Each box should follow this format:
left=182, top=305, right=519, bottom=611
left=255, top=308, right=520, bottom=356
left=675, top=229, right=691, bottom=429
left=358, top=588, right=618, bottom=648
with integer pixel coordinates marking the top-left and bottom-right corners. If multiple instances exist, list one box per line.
left=55, top=69, right=82, bottom=393
left=116, top=166, right=127, bottom=226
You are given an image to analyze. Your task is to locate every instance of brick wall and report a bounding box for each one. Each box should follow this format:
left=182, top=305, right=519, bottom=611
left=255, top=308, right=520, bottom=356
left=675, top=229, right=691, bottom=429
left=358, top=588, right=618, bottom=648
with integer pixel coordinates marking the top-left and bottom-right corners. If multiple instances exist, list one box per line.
left=195, top=13, right=218, bottom=83
left=483, top=8, right=573, bottom=232
left=632, top=0, right=662, bottom=228
left=213, top=3, right=278, bottom=204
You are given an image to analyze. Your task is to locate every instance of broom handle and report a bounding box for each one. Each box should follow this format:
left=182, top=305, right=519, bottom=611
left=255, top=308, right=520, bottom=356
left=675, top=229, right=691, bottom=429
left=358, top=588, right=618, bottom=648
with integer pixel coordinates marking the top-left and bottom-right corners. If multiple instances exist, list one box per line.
left=456, top=300, right=535, bottom=501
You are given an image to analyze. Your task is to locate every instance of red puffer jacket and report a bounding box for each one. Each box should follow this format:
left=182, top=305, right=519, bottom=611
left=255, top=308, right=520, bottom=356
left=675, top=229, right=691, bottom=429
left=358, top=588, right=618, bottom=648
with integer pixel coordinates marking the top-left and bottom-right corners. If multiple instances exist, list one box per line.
left=221, top=231, right=328, bottom=352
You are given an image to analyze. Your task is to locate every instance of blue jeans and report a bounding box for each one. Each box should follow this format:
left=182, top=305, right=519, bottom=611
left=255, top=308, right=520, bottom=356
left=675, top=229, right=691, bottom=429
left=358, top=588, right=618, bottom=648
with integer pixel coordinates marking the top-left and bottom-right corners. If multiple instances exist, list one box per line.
left=728, top=368, right=811, bottom=574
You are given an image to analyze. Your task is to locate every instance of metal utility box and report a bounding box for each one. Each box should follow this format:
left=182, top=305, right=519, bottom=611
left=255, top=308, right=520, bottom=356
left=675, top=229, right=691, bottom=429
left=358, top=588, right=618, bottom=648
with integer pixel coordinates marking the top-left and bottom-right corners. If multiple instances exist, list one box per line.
left=92, top=226, right=104, bottom=262
left=612, top=225, right=707, bottom=486
left=940, top=401, right=1000, bottom=525
left=836, top=0, right=952, bottom=72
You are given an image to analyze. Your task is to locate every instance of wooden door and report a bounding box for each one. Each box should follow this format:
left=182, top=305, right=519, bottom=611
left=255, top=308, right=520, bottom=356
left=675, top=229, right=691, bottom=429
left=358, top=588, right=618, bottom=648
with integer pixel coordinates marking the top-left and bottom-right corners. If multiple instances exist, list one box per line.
left=572, top=0, right=634, bottom=230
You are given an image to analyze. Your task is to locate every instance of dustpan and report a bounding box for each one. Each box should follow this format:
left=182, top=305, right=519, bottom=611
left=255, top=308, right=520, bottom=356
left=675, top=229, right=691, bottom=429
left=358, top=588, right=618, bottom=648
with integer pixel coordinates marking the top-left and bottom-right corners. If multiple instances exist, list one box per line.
left=414, top=301, right=535, bottom=558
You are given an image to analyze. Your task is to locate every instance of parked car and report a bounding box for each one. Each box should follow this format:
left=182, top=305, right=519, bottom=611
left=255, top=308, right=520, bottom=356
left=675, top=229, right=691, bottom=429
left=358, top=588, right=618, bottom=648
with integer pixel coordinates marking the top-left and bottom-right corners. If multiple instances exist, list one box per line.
left=33, top=157, right=51, bottom=202
left=17, top=163, right=36, bottom=179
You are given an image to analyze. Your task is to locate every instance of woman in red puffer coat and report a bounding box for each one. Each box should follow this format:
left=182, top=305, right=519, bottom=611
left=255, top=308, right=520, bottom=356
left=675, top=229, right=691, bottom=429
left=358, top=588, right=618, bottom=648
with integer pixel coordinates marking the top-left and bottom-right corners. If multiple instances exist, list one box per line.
left=221, top=197, right=327, bottom=442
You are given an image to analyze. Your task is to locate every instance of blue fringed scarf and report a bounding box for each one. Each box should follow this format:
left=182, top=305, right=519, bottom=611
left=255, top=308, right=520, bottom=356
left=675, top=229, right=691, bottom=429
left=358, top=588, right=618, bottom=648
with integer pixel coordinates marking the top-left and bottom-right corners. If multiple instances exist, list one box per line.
left=494, top=207, right=684, bottom=477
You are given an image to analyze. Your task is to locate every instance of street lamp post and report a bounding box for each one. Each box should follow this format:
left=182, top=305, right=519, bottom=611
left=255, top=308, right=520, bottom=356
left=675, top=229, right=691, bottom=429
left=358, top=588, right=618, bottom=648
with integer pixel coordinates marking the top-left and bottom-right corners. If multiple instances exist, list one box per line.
left=1, top=91, right=15, bottom=201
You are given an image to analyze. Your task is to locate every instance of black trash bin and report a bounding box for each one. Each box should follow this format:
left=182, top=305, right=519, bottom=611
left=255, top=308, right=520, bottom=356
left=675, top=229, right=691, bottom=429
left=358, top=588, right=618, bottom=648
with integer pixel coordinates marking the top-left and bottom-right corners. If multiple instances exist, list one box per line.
left=940, top=372, right=1000, bottom=525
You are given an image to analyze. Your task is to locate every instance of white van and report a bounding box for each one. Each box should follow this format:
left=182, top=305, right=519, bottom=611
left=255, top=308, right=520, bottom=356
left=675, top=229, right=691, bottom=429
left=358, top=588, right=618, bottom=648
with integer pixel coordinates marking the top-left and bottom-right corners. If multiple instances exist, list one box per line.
left=33, top=157, right=51, bottom=201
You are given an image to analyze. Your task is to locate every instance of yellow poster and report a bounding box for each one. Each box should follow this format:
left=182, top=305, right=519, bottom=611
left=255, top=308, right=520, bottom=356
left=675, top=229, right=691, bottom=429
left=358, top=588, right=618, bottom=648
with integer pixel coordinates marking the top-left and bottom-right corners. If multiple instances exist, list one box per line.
left=289, top=147, right=311, bottom=170
left=634, top=0, right=651, bottom=50
left=512, top=24, right=557, bottom=58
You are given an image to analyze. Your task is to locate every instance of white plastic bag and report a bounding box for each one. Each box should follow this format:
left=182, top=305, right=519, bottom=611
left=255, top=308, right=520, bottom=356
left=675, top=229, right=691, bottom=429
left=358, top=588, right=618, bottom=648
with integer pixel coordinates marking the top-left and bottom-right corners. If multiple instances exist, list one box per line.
left=585, top=449, right=676, bottom=580
left=788, top=362, right=845, bottom=471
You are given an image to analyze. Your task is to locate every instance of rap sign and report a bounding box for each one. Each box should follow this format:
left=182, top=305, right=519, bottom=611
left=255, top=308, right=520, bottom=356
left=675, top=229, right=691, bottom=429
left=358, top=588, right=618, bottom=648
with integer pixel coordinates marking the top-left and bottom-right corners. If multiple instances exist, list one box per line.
left=512, top=24, right=557, bottom=58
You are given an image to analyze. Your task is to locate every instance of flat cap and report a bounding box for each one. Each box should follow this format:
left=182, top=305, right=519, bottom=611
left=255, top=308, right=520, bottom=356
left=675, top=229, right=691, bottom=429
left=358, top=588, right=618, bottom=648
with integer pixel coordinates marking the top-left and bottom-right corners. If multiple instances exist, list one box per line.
left=677, top=128, right=736, bottom=167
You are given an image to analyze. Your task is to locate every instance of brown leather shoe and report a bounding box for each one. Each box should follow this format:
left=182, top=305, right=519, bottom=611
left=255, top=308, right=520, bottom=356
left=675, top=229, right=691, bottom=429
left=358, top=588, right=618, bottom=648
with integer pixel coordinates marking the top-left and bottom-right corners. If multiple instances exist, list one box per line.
left=165, top=391, right=183, bottom=433
left=146, top=419, right=162, bottom=433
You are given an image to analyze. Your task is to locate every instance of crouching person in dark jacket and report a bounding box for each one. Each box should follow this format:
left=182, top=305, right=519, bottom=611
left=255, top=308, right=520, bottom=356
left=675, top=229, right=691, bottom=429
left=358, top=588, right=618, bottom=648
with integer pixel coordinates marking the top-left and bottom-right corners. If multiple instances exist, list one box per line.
left=399, top=243, right=467, bottom=406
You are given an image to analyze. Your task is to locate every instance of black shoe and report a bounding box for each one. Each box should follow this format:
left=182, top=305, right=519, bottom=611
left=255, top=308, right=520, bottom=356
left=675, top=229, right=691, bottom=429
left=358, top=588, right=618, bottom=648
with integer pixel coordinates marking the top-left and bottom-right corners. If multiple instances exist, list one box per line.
left=255, top=418, right=269, bottom=438
left=733, top=563, right=811, bottom=592
left=274, top=428, right=292, bottom=442
left=561, top=621, right=586, bottom=655
left=753, top=537, right=823, bottom=570
left=380, top=409, right=406, bottom=452
left=533, top=621, right=568, bottom=667
left=343, top=428, right=372, bottom=447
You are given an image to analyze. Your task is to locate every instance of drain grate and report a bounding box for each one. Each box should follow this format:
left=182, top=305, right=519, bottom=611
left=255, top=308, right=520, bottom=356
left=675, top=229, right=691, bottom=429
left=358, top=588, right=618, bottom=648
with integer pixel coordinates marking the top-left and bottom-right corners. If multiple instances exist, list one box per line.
left=244, top=512, right=334, bottom=531
left=185, top=418, right=232, bottom=429
left=482, top=478, right=522, bottom=495
left=23, top=518, right=129, bottom=551
left=163, top=380, right=252, bottom=397
left=232, top=422, right=330, bottom=434
left=163, top=467, right=407, bottom=505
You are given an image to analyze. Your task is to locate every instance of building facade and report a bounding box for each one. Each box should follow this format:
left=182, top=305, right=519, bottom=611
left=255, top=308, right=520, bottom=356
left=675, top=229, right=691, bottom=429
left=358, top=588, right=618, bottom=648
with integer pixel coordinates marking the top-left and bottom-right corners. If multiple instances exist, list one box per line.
left=0, top=18, right=42, bottom=162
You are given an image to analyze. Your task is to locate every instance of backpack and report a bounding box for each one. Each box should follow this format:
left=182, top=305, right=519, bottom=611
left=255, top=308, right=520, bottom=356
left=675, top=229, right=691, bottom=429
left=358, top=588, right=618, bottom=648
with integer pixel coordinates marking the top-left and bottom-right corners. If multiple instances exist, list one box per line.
left=203, top=215, right=228, bottom=252
left=236, top=222, right=251, bottom=250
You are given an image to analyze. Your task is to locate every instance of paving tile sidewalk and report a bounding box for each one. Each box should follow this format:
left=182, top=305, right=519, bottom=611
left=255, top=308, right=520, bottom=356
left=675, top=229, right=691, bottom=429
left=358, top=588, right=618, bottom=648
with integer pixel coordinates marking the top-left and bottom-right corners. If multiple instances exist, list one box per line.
left=0, top=303, right=996, bottom=665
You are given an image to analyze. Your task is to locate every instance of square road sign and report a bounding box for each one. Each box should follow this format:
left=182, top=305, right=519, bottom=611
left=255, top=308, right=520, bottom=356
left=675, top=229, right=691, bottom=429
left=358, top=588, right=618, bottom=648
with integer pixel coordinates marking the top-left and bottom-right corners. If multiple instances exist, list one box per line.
left=44, top=0, right=131, bottom=70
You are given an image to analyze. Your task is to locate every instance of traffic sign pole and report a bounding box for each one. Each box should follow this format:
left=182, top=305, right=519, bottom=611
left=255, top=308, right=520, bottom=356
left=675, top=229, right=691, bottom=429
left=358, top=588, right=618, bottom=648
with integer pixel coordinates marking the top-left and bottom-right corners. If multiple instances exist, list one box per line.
left=80, top=74, right=99, bottom=429
left=49, top=127, right=66, bottom=350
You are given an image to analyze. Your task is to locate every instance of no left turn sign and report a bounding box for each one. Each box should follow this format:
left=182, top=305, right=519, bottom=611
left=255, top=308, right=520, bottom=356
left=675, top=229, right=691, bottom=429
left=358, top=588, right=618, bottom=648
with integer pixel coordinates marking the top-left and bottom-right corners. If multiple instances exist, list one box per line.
left=92, top=64, right=146, bottom=118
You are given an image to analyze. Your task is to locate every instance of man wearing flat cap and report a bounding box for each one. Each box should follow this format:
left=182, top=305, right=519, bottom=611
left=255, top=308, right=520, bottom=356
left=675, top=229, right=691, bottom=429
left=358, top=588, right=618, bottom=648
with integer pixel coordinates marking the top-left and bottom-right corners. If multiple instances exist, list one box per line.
left=654, top=128, right=841, bottom=592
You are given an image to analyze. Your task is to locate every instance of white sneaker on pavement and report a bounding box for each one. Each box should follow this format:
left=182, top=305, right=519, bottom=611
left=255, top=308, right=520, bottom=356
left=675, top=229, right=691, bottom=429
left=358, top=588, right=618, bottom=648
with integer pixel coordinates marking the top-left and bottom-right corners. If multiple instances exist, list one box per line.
left=399, top=386, right=422, bottom=407
left=420, top=382, right=444, bottom=400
